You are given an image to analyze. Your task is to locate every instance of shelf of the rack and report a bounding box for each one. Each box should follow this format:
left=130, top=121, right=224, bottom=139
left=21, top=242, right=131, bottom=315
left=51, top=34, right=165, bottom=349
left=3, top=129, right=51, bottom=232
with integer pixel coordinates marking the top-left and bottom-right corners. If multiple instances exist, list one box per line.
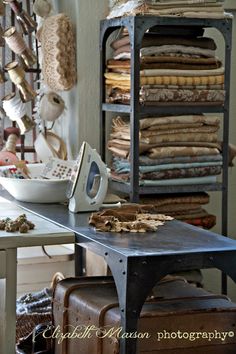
left=102, top=103, right=225, bottom=115
left=101, top=15, right=232, bottom=31
left=109, top=180, right=223, bottom=195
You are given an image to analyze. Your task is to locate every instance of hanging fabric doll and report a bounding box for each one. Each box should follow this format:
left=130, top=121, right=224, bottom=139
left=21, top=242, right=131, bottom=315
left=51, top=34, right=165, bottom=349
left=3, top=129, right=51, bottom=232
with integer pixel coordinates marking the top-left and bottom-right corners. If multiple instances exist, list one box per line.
left=0, top=128, right=19, bottom=166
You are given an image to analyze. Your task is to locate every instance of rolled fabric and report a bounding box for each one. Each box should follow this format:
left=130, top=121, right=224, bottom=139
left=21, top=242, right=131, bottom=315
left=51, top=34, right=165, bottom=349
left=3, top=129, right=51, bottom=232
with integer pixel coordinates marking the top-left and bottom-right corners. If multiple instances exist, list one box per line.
left=40, top=92, right=65, bottom=122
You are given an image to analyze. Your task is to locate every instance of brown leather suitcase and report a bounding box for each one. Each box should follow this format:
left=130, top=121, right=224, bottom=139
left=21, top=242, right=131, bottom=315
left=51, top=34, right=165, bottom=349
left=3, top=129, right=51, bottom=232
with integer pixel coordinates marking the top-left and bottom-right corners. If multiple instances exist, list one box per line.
left=53, top=276, right=236, bottom=354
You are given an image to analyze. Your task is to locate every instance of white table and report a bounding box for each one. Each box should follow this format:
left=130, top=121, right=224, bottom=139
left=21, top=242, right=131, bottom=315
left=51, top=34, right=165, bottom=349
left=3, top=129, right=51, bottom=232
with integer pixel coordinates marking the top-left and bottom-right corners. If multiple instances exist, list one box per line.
left=0, top=197, right=75, bottom=354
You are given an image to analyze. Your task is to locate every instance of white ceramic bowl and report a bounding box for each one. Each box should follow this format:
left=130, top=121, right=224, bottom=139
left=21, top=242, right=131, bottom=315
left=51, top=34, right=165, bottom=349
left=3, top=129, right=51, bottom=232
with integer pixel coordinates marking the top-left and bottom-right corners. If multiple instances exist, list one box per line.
left=0, top=164, right=69, bottom=203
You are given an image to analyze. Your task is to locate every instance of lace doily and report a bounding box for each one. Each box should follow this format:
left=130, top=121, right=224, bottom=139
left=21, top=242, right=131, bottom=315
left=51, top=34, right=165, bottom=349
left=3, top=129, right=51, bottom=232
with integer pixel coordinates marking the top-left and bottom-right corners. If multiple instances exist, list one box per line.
left=40, top=13, right=77, bottom=91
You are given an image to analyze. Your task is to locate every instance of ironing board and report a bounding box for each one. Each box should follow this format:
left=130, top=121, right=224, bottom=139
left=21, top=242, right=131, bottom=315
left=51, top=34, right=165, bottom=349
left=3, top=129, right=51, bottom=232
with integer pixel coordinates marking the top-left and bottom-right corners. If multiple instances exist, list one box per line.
left=0, top=196, right=75, bottom=354
left=2, top=191, right=236, bottom=354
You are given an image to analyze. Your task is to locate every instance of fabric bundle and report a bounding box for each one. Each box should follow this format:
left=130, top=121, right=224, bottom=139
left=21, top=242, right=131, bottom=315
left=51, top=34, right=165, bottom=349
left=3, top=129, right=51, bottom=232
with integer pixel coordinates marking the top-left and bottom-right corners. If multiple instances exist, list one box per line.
left=105, top=27, right=225, bottom=106
left=108, top=115, right=222, bottom=186
left=139, top=192, right=216, bottom=229
left=107, top=0, right=229, bottom=19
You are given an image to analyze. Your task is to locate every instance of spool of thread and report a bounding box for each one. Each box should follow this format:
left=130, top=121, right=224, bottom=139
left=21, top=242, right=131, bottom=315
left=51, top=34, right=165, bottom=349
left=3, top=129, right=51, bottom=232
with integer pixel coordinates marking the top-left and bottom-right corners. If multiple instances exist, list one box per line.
left=0, top=128, right=19, bottom=166
left=3, top=134, right=18, bottom=153
left=3, top=0, right=21, bottom=14
left=5, top=62, right=37, bottom=102
left=4, top=127, right=20, bottom=141
left=40, top=92, right=65, bottom=122
left=5, top=61, right=25, bottom=84
left=2, top=93, right=35, bottom=134
left=33, top=0, right=52, bottom=18
left=2, top=93, right=26, bottom=121
left=3, top=27, right=37, bottom=68
left=4, top=0, right=37, bottom=34
left=4, top=27, right=27, bottom=54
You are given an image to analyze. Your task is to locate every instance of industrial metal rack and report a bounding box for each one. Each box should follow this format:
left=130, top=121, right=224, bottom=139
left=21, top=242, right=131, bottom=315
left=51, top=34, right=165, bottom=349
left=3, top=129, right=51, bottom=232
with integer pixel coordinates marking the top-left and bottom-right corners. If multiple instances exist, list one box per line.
left=100, top=15, right=232, bottom=292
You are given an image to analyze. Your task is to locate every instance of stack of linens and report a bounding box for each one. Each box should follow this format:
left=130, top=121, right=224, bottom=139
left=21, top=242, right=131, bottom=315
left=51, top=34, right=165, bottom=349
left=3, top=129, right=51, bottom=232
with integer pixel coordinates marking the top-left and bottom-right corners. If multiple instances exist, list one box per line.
left=107, top=0, right=229, bottom=19
left=139, top=192, right=216, bottom=229
left=105, top=27, right=225, bottom=106
left=108, top=115, right=222, bottom=186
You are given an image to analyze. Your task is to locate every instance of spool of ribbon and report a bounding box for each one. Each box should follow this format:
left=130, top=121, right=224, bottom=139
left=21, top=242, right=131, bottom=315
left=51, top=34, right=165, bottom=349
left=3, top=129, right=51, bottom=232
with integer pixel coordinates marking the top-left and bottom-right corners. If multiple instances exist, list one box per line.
left=2, top=93, right=35, bottom=134
left=4, top=0, right=37, bottom=34
left=35, top=131, right=67, bottom=162
left=3, top=27, right=37, bottom=68
left=0, top=128, right=20, bottom=166
left=40, top=92, right=65, bottom=122
left=33, top=0, right=52, bottom=18
left=5, top=61, right=37, bottom=102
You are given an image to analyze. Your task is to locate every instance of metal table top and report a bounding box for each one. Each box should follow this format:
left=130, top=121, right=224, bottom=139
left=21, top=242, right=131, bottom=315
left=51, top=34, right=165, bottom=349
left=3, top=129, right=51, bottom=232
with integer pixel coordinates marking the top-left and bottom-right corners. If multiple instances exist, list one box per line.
left=2, top=191, right=236, bottom=258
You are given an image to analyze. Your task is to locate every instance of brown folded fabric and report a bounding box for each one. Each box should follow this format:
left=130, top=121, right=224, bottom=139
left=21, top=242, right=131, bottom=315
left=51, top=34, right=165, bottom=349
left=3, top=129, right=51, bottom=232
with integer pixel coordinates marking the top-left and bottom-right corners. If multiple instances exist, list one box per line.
left=142, top=56, right=221, bottom=65
left=108, top=57, right=221, bottom=67
left=113, top=115, right=220, bottom=131
left=182, top=214, right=216, bottom=229
left=148, top=146, right=220, bottom=159
left=145, top=204, right=204, bottom=213
left=108, top=62, right=221, bottom=71
left=140, top=165, right=222, bottom=180
left=158, top=208, right=207, bottom=217
left=139, top=193, right=210, bottom=207
left=111, top=126, right=219, bottom=141
left=143, top=101, right=225, bottom=107
left=111, top=35, right=217, bottom=51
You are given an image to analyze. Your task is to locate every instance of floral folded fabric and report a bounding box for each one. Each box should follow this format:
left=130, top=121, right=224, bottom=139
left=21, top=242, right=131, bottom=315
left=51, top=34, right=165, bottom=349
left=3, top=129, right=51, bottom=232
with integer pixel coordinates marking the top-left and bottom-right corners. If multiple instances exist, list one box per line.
left=111, top=165, right=221, bottom=181
left=107, top=88, right=225, bottom=104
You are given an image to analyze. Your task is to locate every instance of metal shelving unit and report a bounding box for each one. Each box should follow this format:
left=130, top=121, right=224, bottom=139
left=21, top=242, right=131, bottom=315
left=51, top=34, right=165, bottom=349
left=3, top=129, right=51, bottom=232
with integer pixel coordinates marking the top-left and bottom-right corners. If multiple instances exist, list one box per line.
left=100, top=15, right=233, bottom=294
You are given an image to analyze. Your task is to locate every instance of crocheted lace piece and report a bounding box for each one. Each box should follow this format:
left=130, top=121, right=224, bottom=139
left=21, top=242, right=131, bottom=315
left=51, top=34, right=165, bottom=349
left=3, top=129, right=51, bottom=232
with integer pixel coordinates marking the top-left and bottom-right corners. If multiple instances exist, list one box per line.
left=40, top=14, right=77, bottom=91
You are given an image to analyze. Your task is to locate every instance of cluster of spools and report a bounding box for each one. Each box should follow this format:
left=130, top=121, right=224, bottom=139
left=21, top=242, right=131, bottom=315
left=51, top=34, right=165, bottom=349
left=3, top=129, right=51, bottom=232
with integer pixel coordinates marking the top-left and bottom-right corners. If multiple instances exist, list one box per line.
left=0, top=0, right=77, bottom=165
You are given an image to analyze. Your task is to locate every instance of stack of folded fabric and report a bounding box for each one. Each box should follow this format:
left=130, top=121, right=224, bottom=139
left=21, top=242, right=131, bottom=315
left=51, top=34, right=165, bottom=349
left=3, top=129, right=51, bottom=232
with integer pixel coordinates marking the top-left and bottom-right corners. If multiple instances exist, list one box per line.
left=139, top=192, right=216, bottom=229
left=105, top=27, right=225, bottom=105
left=107, top=0, right=228, bottom=19
left=108, top=115, right=222, bottom=186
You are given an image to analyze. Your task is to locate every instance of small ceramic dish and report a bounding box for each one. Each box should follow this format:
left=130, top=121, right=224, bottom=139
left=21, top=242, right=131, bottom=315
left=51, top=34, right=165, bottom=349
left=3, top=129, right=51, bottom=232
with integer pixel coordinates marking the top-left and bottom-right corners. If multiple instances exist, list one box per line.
left=0, top=164, right=69, bottom=203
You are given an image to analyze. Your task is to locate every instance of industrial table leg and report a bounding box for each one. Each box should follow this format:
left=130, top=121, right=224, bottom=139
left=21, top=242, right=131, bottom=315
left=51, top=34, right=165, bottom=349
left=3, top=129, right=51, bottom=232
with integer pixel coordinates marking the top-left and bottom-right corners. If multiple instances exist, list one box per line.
left=0, top=249, right=17, bottom=354
left=107, top=256, right=168, bottom=354
left=75, top=244, right=86, bottom=276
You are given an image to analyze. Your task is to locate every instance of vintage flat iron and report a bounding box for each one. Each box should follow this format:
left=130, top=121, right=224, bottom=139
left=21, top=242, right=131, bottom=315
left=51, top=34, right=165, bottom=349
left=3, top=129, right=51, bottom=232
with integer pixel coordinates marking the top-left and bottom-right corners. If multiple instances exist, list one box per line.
left=67, top=142, right=109, bottom=213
